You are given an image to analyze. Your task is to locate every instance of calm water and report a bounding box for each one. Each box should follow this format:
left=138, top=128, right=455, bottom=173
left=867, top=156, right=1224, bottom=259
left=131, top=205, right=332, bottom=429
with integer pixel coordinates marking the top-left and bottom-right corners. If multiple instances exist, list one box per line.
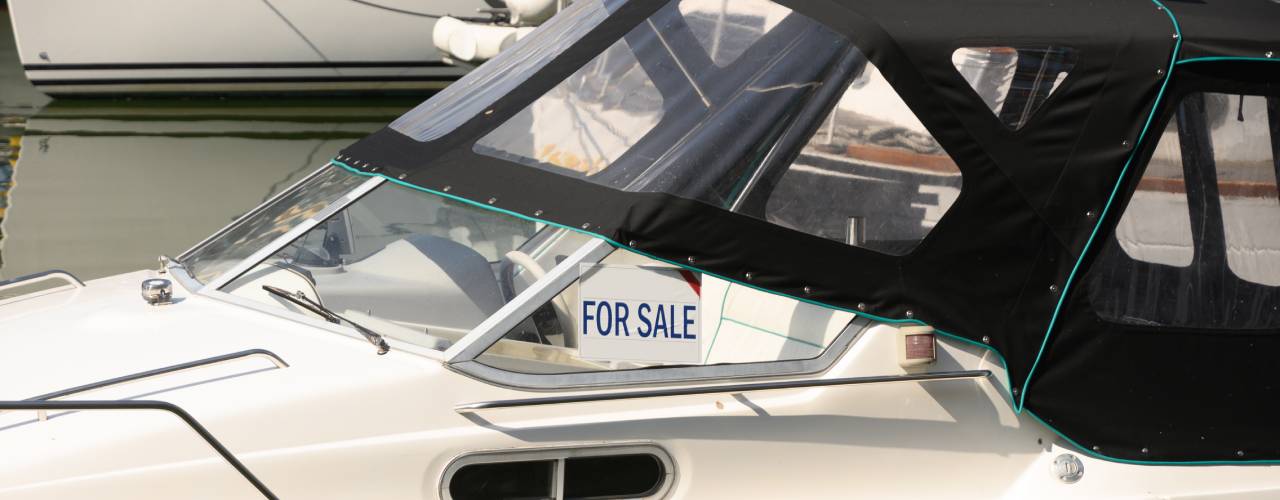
left=0, top=8, right=422, bottom=283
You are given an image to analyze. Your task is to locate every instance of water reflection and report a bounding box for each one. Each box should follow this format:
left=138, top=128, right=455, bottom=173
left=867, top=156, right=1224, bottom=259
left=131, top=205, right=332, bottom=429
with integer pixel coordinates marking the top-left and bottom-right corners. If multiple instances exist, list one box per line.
left=0, top=98, right=417, bottom=281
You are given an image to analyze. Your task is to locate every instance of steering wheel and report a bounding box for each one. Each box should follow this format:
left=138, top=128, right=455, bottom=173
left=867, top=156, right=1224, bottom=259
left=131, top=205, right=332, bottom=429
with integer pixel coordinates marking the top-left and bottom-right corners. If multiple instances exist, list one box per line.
left=502, top=250, right=577, bottom=342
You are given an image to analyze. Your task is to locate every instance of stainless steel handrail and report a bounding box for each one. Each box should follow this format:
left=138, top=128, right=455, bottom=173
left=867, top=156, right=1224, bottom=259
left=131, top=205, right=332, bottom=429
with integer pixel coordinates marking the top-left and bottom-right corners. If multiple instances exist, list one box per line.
left=455, top=370, right=991, bottom=412
left=0, top=400, right=277, bottom=499
left=4, top=349, right=289, bottom=420
left=0, top=269, right=85, bottom=295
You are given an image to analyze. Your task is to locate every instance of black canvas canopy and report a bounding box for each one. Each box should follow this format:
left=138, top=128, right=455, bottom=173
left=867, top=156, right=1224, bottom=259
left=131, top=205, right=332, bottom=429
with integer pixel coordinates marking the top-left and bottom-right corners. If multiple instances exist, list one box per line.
left=339, top=0, right=1280, bottom=463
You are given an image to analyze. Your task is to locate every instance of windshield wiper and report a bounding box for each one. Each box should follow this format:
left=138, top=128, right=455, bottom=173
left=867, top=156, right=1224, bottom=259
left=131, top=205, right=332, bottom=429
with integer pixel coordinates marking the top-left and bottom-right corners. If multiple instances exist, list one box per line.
left=262, top=285, right=390, bottom=355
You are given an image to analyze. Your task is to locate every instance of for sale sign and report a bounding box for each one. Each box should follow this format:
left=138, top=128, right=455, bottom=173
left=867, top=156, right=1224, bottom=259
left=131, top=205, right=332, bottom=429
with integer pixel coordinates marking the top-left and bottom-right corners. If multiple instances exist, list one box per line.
left=577, top=264, right=702, bottom=364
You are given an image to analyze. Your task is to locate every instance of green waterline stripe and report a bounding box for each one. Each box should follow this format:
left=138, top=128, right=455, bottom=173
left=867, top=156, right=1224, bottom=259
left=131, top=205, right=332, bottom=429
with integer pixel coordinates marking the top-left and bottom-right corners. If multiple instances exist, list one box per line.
left=1017, top=0, right=1183, bottom=413
left=702, top=285, right=733, bottom=364
left=1176, top=56, right=1280, bottom=65
left=721, top=317, right=825, bottom=349
left=337, top=159, right=1268, bottom=464
left=332, top=160, right=1014, bottom=391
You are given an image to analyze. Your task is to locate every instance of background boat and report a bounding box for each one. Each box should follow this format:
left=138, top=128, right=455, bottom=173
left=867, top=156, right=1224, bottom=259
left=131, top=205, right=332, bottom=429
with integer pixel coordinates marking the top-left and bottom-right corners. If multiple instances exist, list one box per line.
left=6, top=0, right=501, bottom=96
left=0, top=98, right=415, bottom=280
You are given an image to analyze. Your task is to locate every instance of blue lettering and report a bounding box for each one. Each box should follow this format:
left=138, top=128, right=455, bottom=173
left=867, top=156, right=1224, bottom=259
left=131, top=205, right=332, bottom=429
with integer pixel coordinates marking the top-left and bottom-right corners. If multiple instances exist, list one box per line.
left=653, top=305, right=668, bottom=337
left=615, top=302, right=630, bottom=336
left=683, top=305, right=697, bottom=339
left=670, top=303, right=680, bottom=337
left=596, top=301, right=612, bottom=336
left=582, top=300, right=596, bottom=336
left=637, top=303, right=652, bottom=337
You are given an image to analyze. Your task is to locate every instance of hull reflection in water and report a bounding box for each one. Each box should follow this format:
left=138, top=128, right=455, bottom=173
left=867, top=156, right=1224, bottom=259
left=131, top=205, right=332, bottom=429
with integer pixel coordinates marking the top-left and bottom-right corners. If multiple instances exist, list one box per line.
left=0, top=99, right=416, bottom=281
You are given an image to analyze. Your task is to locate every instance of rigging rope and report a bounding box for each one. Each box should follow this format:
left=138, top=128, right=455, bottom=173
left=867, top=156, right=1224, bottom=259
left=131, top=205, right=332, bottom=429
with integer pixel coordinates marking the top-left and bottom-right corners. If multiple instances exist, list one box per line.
left=343, top=0, right=446, bottom=19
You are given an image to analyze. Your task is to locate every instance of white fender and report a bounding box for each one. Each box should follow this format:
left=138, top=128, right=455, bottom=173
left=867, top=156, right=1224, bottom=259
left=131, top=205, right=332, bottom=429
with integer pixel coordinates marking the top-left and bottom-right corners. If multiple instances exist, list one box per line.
left=431, top=16, right=468, bottom=58
left=447, top=24, right=519, bottom=62
left=506, top=0, right=559, bottom=26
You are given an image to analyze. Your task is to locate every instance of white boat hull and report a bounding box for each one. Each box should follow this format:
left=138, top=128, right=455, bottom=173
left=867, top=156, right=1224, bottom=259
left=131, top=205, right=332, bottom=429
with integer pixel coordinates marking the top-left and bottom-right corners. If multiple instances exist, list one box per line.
left=6, top=0, right=488, bottom=96
left=1, top=272, right=1278, bottom=498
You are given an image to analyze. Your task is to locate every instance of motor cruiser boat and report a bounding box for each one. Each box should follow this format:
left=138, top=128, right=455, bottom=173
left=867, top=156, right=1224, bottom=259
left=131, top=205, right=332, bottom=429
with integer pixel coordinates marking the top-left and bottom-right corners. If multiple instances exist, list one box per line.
left=1, top=0, right=1278, bottom=498
left=4, top=0, right=561, bottom=96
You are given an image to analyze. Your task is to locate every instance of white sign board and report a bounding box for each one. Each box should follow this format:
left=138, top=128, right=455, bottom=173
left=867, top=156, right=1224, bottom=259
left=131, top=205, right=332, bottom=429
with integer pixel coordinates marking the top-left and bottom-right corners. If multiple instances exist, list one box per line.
left=577, top=264, right=702, bottom=364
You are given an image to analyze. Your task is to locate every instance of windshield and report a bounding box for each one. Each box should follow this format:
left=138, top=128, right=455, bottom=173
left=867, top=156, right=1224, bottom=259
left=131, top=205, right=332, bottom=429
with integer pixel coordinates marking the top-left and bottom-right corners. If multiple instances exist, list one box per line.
left=180, top=165, right=367, bottom=284
left=213, top=167, right=596, bottom=350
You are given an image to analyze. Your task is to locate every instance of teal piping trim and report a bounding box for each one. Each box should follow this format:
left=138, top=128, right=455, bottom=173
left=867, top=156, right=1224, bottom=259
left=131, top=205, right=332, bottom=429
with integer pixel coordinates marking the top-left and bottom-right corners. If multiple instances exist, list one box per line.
left=333, top=159, right=1280, bottom=464
left=1176, top=56, right=1280, bottom=65
left=1024, top=408, right=1280, bottom=466
left=331, top=159, right=1011, bottom=391
left=721, top=317, right=825, bottom=349
left=702, top=285, right=733, bottom=363
left=1016, top=0, right=1182, bottom=413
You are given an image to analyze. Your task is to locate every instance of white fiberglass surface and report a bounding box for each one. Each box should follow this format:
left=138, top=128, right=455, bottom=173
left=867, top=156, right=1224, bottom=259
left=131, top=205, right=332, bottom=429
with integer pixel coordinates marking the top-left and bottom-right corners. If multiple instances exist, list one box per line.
left=217, top=171, right=597, bottom=350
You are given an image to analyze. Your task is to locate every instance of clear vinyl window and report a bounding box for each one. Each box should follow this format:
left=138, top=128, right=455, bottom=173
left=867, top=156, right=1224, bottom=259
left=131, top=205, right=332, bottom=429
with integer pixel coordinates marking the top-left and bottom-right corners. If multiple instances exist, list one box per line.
left=390, top=0, right=618, bottom=142
left=1215, top=94, right=1280, bottom=286
left=951, top=46, right=1076, bottom=130
left=1090, top=92, right=1280, bottom=329
left=1115, top=118, right=1196, bottom=267
left=763, top=63, right=962, bottom=256
left=474, top=0, right=961, bottom=255
left=678, top=0, right=793, bottom=67
left=473, top=0, right=853, bottom=208
left=475, top=25, right=665, bottom=175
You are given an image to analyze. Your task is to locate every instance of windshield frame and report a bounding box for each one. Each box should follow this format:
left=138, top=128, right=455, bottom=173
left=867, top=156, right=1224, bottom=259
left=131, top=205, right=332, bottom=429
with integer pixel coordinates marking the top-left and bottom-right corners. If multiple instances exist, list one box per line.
left=176, top=165, right=330, bottom=264
left=169, top=161, right=873, bottom=382
left=168, top=162, right=621, bottom=357
left=171, top=164, right=385, bottom=292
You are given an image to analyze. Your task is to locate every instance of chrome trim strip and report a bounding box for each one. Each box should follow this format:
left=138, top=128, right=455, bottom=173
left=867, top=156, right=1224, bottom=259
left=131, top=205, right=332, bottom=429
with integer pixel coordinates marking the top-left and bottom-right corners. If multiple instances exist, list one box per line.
left=0, top=400, right=277, bottom=499
left=448, top=316, right=870, bottom=390
left=177, top=164, right=330, bottom=262
left=203, top=175, right=384, bottom=290
left=455, top=369, right=991, bottom=412
left=0, top=269, right=85, bottom=294
left=444, top=238, right=613, bottom=362
left=166, top=260, right=204, bottom=294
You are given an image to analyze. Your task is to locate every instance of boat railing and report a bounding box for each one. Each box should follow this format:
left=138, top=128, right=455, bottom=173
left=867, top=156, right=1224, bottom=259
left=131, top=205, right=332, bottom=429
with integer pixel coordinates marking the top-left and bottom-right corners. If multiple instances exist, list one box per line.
left=0, top=269, right=85, bottom=295
left=9, top=349, right=289, bottom=419
left=455, top=369, right=991, bottom=412
left=0, top=400, right=278, bottom=499
left=0, top=349, right=289, bottom=499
